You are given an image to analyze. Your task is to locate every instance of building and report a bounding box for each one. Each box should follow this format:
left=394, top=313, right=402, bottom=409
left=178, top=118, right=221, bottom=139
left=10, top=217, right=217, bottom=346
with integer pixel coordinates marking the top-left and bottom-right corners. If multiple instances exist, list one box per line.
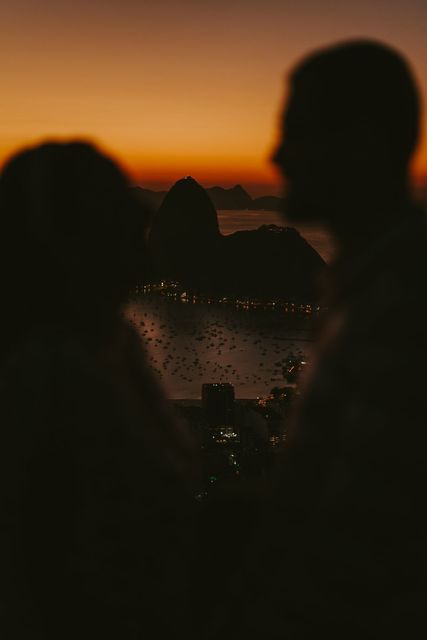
left=202, top=383, right=235, bottom=426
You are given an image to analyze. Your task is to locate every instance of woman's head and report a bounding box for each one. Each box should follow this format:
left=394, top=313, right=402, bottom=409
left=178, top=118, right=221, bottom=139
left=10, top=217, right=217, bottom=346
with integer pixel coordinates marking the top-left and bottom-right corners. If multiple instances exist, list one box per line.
left=0, top=141, right=151, bottom=328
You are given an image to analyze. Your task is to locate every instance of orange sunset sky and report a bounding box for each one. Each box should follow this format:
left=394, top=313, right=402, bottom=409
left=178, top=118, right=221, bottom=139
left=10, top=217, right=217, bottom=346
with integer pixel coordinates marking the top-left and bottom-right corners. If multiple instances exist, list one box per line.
left=1, top=0, right=426, bottom=196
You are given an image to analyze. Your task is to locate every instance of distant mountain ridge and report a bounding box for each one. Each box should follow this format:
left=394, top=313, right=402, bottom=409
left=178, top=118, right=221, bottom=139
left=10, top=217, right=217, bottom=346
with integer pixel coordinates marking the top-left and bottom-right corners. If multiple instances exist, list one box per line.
left=133, top=182, right=283, bottom=211
left=206, top=184, right=252, bottom=209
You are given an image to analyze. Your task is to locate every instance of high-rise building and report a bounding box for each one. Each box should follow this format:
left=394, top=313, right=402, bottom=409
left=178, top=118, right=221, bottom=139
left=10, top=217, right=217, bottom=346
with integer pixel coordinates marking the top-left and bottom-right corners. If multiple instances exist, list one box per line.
left=202, top=383, right=235, bottom=426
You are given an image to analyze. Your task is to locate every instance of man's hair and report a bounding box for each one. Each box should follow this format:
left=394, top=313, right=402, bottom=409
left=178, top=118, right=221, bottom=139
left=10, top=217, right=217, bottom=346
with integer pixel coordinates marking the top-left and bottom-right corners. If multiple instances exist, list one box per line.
left=290, top=40, right=420, bottom=165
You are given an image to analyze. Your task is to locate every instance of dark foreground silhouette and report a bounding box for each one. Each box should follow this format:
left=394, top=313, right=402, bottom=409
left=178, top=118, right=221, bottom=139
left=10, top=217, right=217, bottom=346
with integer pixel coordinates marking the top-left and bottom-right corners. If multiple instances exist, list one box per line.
left=0, top=142, right=195, bottom=639
left=210, top=40, right=427, bottom=639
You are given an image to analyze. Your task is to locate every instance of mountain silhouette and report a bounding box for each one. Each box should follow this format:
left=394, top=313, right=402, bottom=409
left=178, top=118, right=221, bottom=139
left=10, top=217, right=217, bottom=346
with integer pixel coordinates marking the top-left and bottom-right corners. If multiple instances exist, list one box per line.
left=149, top=177, right=221, bottom=288
left=220, top=224, right=324, bottom=299
left=148, top=177, right=325, bottom=301
left=207, top=184, right=252, bottom=210
left=133, top=184, right=282, bottom=211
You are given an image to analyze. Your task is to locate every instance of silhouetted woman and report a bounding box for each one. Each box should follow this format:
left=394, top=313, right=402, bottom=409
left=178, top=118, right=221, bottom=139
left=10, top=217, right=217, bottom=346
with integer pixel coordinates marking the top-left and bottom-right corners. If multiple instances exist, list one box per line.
left=0, top=142, right=195, bottom=639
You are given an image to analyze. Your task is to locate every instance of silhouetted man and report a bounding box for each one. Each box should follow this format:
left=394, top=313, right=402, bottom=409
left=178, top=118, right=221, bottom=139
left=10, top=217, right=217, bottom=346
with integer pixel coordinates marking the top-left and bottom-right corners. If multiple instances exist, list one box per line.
left=213, top=41, right=427, bottom=639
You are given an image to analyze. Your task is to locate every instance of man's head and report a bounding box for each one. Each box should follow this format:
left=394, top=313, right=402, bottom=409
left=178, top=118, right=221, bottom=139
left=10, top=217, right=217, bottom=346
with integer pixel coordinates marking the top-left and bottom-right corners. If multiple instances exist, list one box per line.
left=273, top=40, right=420, bottom=229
